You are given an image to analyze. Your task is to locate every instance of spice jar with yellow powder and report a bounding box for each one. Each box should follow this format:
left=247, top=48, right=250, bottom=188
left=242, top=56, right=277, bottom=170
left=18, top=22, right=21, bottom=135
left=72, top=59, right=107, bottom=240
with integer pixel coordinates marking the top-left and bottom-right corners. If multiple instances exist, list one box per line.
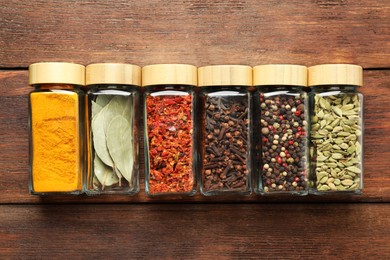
left=85, top=63, right=141, bottom=195
left=29, top=62, right=85, bottom=194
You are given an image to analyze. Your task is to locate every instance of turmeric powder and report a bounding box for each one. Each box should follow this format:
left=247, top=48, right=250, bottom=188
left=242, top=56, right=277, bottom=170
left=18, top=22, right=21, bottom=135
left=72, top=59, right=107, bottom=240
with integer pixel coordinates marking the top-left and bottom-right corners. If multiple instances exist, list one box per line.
left=28, top=62, right=85, bottom=194
left=30, top=91, right=82, bottom=193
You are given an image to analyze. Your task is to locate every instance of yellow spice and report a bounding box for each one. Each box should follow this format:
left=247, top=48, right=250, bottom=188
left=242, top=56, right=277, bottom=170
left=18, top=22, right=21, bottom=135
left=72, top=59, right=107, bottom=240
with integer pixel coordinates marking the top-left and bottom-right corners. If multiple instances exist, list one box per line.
left=30, top=92, right=81, bottom=192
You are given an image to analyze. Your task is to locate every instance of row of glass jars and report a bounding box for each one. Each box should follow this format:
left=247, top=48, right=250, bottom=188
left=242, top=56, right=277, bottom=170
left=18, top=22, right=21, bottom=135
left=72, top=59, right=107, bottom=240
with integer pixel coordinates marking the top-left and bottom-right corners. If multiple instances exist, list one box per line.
left=28, top=62, right=364, bottom=196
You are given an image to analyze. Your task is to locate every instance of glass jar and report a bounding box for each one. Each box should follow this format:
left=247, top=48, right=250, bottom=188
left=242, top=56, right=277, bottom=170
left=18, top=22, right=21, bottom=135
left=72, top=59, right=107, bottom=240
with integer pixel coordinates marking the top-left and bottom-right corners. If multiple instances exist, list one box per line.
left=85, top=63, right=141, bottom=195
left=143, top=64, right=198, bottom=196
left=253, top=64, right=309, bottom=195
left=28, top=62, right=85, bottom=195
left=198, top=65, right=252, bottom=196
left=308, top=64, right=364, bottom=194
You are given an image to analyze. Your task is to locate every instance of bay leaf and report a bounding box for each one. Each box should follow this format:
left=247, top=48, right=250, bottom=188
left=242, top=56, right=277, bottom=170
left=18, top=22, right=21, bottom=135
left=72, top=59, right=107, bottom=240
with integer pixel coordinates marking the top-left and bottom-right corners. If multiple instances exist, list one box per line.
left=92, top=96, right=132, bottom=167
left=92, top=101, right=103, bottom=118
left=92, top=115, right=114, bottom=166
left=93, top=176, right=100, bottom=189
left=94, top=154, right=119, bottom=187
left=114, top=168, right=123, bottom=187
left=120, top=96, right=133, bottom=121
left=96, top=95, right=112, bottom=107
left=101, top=96, right=129, bottom=128
left=106, top=115, right=134, bottom=184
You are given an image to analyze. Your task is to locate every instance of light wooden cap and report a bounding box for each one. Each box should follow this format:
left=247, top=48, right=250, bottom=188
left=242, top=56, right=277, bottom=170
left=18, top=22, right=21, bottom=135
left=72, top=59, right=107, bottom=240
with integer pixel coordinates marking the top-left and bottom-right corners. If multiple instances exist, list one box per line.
left=142, top=64, right=197, bottom=86
left=253, top=64, right=307, bottom=86
left=86, top=63, right=141, bottom=86
left=198, top=65, right=252, bottom=87
left=308, top=64, right=363, bottom=86
left=29, top=62, right=85, bottom=85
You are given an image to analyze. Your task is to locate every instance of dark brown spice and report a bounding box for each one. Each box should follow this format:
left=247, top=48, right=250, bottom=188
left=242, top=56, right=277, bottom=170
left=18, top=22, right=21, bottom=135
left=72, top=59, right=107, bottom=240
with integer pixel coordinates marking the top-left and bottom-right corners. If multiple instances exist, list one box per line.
left=202, top=95, right=249, bottom=193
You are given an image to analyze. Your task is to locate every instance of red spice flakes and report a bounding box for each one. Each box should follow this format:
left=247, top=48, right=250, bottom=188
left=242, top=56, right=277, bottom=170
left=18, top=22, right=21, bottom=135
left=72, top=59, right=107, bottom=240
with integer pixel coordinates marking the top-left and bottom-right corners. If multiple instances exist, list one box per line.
left=146, top=94, right=194, bottom=194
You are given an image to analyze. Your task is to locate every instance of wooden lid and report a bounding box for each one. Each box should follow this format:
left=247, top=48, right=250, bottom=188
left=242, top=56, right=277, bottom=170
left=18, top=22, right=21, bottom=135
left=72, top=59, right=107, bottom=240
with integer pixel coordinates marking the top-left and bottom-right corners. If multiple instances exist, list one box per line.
left=253, top=64, right=307, bottom=86
left=86, top=63, right=141, bottom=86
left=198, top=65, right=252, bottom=86
left=29, top=62, right=85, bottom=85
left=308, top=64, right=363, bottom=86
left=142, top=64, right=197, bottom=86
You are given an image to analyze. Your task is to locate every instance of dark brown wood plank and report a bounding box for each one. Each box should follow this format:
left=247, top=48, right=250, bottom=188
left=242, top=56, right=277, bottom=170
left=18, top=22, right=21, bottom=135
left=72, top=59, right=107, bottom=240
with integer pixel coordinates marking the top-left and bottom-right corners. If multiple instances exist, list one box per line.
left=1, top=1, right=390, bottom=68
left=0, top=70, right=389, bottom=203
left=0, top=204, right=389, bottom=258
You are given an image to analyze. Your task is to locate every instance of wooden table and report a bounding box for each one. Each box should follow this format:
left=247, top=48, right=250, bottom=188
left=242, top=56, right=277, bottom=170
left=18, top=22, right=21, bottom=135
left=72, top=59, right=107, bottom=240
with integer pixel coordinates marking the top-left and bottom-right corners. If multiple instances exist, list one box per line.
left=1, top=0, right=390, bottom=258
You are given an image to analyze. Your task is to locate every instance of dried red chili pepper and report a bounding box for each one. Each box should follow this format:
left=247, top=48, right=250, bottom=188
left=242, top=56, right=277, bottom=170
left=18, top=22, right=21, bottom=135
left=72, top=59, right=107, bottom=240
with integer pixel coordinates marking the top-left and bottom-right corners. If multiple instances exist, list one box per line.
left=146, top=94, right=194, bottom=194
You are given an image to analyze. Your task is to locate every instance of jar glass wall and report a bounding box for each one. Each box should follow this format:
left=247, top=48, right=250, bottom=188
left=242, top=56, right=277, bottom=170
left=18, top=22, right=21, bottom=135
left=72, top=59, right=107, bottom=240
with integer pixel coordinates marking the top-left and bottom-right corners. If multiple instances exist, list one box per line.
left=28, top=62, right=85, bottom=195
left=253, top=65, right=309, bottom=195
left=198, top=65, right=253, bottom=196
left=143, top=64, right=197, bottom=196
left=85, top=63, right=141, bottom=195
left=309, top=64, right=364, bottom=194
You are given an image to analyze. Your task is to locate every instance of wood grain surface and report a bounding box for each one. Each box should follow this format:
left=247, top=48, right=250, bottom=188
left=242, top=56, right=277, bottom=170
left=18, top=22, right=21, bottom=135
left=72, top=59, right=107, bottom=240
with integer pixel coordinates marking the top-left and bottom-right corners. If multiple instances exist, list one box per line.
left=0, top=204, right=390, bottom=258
left=1, top=0, right=390, bottom=258
left=1, top=0, right=390, bottom=68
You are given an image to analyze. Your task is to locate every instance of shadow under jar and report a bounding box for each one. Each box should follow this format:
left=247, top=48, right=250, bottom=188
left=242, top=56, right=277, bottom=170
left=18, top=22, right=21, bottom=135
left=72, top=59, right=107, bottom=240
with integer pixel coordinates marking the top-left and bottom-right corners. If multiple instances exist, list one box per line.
left=253, top=65, right=309, bottom=195
left=28, top=62, right=85, bottom=195
left=198, top=65, right=253, bottom=196
left=143, top=64, right=198, bottom=196
left=85, top=63, right=141, bottom=195
left=308, top=64, right=364, bottom=194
